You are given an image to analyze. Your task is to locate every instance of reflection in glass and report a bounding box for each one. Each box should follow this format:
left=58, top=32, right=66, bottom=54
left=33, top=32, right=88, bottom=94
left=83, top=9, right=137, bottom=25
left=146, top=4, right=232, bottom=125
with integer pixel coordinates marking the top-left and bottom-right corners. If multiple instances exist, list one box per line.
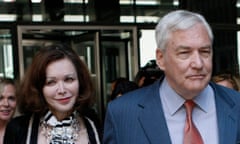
left=0, top=29, right=13, bottom=78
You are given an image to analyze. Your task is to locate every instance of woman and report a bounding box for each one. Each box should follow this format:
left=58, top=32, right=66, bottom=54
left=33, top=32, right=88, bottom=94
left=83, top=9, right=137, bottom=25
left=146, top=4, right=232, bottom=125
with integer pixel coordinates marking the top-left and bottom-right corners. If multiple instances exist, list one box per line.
left=212, top=73, right=239, bottom=91
left=0, top=78, right=17, bottom=143
left=4, top=43, right=101, bottom=144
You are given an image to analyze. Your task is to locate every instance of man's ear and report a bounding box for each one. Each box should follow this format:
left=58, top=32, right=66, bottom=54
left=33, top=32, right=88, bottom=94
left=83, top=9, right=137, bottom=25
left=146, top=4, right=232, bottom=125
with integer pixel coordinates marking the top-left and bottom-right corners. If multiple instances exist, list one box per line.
left=156, top=48, right=165, bottom=70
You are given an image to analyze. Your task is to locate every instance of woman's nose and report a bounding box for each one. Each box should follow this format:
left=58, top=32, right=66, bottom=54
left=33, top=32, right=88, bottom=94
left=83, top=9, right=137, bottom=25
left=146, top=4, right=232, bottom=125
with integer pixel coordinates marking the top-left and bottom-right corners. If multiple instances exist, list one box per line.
left=57, top=82, right=66, bottom=94
left=1, top=98, right=9, bottom=106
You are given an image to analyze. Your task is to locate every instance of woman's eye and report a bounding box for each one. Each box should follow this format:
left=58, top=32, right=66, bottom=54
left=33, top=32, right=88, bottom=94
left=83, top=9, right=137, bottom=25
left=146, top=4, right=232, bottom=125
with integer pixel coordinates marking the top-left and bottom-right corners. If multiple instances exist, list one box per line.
left=9, top=96, right=16, bottom=101
left=65, top=77, right=74, bottom=83
left=45, top=80, right=56, bottom=86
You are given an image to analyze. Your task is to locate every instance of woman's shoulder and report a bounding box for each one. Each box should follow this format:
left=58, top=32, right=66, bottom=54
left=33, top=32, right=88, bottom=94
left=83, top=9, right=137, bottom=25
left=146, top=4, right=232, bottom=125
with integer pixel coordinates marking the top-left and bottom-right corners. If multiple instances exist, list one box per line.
left=9, top=115, right=31, bottom=124
left=4, top=114, right=34, bottom=143
left=6, top=114, right=33, bottom=133
left=82, top=116, right=102, bottom=144
left=9, top=114, right=32, bottom=125
left=9, top=113, right=41, bottom=130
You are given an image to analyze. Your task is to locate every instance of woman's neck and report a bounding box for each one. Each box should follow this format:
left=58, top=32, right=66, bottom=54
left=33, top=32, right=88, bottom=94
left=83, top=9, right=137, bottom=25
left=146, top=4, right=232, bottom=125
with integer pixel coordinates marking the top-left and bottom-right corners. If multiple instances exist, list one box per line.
left=0, top=120, right=8, bottom=130
left=0, top=120, right=8, bottom=144
left=49, top=109, right=74, bottom=121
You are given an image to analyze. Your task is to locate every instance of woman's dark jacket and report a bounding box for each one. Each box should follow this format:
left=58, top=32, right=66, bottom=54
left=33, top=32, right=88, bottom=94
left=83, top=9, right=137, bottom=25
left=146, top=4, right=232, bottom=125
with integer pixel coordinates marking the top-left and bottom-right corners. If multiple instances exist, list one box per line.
left=3, top=113, right=101, bottom=144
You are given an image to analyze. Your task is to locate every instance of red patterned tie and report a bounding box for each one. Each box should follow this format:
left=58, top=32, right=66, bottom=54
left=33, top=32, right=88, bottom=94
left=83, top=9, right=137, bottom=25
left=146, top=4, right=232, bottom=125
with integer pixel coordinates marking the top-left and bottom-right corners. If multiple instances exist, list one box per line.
left=183, top=100, right=203, bottom=144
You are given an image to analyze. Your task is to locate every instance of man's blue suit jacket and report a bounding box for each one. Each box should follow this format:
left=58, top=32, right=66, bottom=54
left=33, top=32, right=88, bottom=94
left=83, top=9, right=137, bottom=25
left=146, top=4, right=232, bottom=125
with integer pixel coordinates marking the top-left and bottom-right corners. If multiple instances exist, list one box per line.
left=103, top=79, right=240, bottom=144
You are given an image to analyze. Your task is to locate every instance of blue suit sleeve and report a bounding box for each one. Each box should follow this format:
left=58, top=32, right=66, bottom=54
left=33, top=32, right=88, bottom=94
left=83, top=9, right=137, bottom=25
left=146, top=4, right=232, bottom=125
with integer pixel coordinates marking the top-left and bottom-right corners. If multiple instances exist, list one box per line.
left=103, top=103, right=118, bottom=144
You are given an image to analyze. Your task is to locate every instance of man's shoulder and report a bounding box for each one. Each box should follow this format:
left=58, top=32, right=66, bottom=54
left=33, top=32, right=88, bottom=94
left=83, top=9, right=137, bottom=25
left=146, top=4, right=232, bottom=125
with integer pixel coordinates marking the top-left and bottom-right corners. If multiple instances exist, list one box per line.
left=117, top=82, right=157, bottom=99
left=108, top=82, right=160, bottom=111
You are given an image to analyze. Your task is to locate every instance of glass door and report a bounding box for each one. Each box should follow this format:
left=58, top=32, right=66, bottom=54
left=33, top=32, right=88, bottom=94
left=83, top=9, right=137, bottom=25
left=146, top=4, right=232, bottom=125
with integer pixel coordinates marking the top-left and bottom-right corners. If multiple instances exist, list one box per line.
left=0, top=28, right=15, bottom=79
left=100, top=29, right=138, bottom=111
left=71, top=31, right=101, bottom=117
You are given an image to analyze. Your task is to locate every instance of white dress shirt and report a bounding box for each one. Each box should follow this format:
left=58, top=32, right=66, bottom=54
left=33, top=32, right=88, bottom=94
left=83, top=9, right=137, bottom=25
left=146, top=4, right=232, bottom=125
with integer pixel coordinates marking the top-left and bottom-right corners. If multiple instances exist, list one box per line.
left=159, top=78, right=219, bottom=144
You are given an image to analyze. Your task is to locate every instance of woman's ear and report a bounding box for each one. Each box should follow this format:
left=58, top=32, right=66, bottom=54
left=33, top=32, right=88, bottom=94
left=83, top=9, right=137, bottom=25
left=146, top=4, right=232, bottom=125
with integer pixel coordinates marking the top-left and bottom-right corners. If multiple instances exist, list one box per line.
left=156, top=48, right=165, bottom=71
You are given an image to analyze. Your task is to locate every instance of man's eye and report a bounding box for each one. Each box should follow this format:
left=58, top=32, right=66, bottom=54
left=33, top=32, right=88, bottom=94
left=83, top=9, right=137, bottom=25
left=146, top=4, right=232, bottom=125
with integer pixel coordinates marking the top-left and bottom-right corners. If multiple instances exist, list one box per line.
left=179, top=51, right=189, bottom=54
left=200, top=50, right=211, bottom=57
left=178, top=51, right=190, bottom=59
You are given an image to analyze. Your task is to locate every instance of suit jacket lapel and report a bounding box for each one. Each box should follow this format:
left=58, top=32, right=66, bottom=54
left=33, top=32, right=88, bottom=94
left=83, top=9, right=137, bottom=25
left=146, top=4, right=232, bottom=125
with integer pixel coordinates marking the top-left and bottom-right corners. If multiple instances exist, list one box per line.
left=138, top=81, right=172, bottom=144
left=212, top=83, right=239, bottom=144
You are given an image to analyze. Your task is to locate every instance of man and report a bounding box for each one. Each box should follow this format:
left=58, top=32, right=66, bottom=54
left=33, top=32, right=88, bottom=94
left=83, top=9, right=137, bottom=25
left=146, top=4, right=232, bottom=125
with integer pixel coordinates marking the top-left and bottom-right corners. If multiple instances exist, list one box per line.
left=103, top=10, right=240, bottom=144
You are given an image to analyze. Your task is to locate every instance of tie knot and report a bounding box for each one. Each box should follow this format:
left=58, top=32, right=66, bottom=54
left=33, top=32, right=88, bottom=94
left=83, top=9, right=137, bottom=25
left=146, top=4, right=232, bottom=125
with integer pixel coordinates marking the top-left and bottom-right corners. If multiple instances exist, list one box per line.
left=184, top=100, right=195, bottom=112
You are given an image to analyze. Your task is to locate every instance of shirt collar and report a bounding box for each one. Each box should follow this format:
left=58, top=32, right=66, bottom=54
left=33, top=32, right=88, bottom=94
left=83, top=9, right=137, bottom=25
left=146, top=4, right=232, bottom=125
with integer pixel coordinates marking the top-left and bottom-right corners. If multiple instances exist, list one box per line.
left=160, top=78, right=214, bottom=116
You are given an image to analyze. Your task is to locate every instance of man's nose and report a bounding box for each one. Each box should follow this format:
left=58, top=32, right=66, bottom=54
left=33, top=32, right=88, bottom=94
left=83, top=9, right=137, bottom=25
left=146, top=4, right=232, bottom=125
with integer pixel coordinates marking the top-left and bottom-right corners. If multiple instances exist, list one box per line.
left=190, top=52, right=204, bottom=68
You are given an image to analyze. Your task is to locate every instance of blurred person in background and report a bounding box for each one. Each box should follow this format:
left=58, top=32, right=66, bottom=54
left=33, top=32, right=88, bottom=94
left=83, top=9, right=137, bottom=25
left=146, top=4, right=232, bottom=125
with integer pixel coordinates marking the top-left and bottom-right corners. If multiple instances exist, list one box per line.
left=0, top=78, right=17, bottom=143
left=212, top=73, right=239, bottom=91
left=135, top=60, right=164, bottom=87
left=110, top=77, right=138, bottom=100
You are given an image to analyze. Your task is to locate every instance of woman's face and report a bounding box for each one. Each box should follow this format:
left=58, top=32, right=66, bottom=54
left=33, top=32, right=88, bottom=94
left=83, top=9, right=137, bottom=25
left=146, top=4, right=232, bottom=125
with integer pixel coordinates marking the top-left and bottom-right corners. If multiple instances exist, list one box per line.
left=0, top=83, right=17, bottom=122
left=43, top=58, right=79, bottom=120
left=216, top=80, right=235, bottom=90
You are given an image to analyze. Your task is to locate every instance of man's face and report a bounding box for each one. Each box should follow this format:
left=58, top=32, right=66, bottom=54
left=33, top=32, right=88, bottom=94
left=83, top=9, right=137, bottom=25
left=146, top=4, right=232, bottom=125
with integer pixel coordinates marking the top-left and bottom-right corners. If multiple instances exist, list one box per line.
left=156, top=23, right=212, bottom=99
